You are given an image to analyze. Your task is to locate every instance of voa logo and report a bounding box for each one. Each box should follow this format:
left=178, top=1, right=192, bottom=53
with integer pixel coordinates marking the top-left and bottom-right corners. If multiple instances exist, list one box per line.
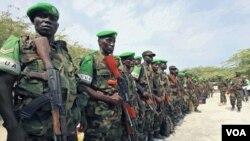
left=226, top=129, right=246, bottom=136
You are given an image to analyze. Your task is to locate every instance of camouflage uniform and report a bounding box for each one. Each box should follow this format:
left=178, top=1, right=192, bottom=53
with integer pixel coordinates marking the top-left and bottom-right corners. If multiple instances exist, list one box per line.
left=79, top=51, right=122, bottom=141
left=152, top=67, right=165, bottom=139
left=120, top=71, right=141, bottom=140
left=230, top=75, right=244, bottom=111
left=0, top=35, right=79, bottom=140
left=168, top=73, right=183, bottom=125
left=218, top=79, right=228, bottom=104
left=160, top=71, right=174, bottom=136
left=133, top=63, right=155, bottom=139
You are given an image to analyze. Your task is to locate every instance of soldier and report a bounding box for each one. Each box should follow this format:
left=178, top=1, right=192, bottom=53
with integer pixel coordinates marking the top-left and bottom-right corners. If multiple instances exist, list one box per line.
left=134, top=56, right=142, bottom=66
left=168, top=66, right=183, bottom=125
left=0, top=2, right=80, bottom=141
left=185, top=73, right=201, bottom=112
left=151, top=60, right=165, bottom=139
left=119, top=52, right=142, bottom=141
left=242, top=76, right=249, bottom=102
left=131, top=50, right=156, bottom=141
left=78, top=30, right=123, bottom=140
left=218, top=75, right=228, bottom=105
left=158, top=60, right=175, bottom=137
left=229, top=71, right=244, bottom=112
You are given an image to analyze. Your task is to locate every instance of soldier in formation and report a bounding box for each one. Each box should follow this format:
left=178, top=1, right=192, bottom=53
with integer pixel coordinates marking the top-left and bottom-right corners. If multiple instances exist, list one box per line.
left=0, top=2, right=236, bottom=141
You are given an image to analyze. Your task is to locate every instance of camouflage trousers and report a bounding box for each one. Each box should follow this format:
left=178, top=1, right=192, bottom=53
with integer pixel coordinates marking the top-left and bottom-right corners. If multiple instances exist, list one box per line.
left=230, top=90, right=243, bottom=109
left=27, top=134, right=77, bottom=141
left=84, top=101, right=122, bottom=141
left=153, top=105, right=164, bottom=132
left=219, top=90, right=227, bottom=103
left=172, top=96, right=183, bottom=124
left=143, top=103, right=155, bottom=134
left=189, top=93, right=199, bottom=107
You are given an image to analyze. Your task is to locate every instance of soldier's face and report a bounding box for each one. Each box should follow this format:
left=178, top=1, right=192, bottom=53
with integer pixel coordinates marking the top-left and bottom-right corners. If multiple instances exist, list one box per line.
left=143, top=55, right=154, bottom=64
left=98, top=37, right=116, bottom=55
left=33, top=11, right=59, bottom=37
left=160, top=63, right=167, bottom=70
left=122, top=57, right=134, bottom=68
left=170, top=69, right=177, bottom=75
left=134, top=60, right=141, bottom=65
left=152, top=64, right=159, bottom=72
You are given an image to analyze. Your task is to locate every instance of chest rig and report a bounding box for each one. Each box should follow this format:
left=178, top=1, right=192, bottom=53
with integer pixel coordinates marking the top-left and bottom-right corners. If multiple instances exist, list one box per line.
left=14, top=36, right=77, bottom=110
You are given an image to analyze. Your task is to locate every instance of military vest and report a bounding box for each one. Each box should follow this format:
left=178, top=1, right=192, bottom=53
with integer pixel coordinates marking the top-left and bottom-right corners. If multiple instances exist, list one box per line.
left=231, top=76, right=243, bottom=90
left=78, top=51, right=117, bottom=95
left=138, top=63, right=154, bottom=94
left=15, top=36, right=77, bottom=110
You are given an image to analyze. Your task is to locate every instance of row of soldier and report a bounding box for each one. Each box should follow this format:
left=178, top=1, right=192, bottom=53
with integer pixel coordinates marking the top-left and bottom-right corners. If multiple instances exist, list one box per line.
left=0, top=2, right=213, bottom=141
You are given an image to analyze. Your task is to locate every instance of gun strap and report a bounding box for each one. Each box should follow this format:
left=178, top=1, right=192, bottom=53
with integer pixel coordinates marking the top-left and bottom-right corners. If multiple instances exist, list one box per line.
left=20, top=94, right=50, bottom=119
left=142, top=65, right=153, bottom=97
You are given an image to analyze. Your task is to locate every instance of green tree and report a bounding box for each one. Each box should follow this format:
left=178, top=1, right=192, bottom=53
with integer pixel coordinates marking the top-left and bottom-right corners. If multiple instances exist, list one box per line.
left=0, top=5, right=31, bottom=46
left=224, top=48, right=250, bottom=77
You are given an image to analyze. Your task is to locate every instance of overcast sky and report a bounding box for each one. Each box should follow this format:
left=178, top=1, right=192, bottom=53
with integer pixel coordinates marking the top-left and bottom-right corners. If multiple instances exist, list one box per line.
left=1, top=0, right=250, bottom=70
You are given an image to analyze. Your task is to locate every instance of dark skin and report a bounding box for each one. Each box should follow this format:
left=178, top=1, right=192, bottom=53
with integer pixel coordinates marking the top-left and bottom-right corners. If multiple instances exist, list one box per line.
left=98, top=36, right=116, bottom=56
left=134, top=59, right=141, bottom=66
left=77, top=36, right=122, bottom=105
left=0, top=11, right=59, bottom=141
left=152, top=64, right=165, bottom=103
left=121, top=57, right=134, bottom=72
left=140, top=55, right=154, bottom=98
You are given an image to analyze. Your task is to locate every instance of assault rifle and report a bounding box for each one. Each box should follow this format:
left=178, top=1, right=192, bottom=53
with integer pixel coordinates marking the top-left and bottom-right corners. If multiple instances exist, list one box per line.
left=118, top=76, right=137, bottom=141
left=34, top=37, right=67, bottom=141
left=104, top=55, right=137, bottom=141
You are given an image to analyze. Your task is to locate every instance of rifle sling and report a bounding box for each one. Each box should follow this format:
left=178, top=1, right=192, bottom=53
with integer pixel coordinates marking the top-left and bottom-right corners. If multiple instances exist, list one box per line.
left=20, top=94, right=50, bottom=119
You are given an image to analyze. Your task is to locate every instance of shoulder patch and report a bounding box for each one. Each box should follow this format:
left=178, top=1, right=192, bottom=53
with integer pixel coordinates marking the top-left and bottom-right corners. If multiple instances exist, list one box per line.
left=131, top=65, right=142, bottom=80
left=0, top=35, right=21, bottom=75
left=78, top=55, right=94, bottom=85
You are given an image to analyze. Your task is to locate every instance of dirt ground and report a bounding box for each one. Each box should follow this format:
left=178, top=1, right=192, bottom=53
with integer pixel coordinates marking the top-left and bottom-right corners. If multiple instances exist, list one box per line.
left=0, top=91, right=250, bottom=141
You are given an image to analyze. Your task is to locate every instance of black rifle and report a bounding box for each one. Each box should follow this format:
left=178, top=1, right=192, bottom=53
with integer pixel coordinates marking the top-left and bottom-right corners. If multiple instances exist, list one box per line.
left=34, top=37, right=67, bottom=141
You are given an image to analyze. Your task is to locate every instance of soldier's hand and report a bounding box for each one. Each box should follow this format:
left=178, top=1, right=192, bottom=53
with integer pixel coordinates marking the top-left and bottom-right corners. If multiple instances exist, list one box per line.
left=142, top=92, right=150, bottom=99
left=109, top=92, right=122, bottom=105
left=161, top=95, right=166, bottom=102
left=155, top=96, right=162, bottom=103
left=7, top=126, right=28, bottom=141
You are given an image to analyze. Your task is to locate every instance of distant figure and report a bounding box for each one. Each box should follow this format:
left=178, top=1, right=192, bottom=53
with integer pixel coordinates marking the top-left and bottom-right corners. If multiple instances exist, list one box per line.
left=218, top=75, right=228, bottom=105
left=242, top=76, right=249, bottom=102
left=230, top=71, right=244, bottom=112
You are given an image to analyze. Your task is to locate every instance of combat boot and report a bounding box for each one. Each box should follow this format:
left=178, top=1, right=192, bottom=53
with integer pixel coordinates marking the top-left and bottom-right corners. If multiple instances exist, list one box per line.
left=160, top=121, right=170, bottom=137
left=237, top=108, right=241, bottom=112
left=153, top=131, right=165, bottom=139
left=147, top=133, right=154, bottom=141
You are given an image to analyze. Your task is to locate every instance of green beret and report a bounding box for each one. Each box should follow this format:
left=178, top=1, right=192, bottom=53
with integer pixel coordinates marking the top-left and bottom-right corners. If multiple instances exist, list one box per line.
left=178, top=72, right=186, bottom=77
left=119, top=52, right=135, bottom=59
left=27, top=2, right=59, bottom=22
left=152, top=60, right=161, bottom=64
left=96, top=30, right=117, bottom=38
left=114, top=55, right=120, bottom=60
left=134, top=56, right=142, bottom=60
left=159, top=59, right=168, bottom=64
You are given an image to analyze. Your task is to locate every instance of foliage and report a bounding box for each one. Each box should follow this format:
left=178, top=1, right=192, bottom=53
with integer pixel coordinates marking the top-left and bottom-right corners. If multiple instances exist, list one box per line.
left=68, top=42, right=93, bottom=68
left=0, top=5, right=31, bottom=46
left=0, top=6, right=248, bottom=78
left=224, top=48, right=250, bottom=77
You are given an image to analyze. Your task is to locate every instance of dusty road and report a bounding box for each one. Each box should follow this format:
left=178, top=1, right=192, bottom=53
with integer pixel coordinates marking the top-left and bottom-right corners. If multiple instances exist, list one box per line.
left=0, top=91, right=249, bottom=141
